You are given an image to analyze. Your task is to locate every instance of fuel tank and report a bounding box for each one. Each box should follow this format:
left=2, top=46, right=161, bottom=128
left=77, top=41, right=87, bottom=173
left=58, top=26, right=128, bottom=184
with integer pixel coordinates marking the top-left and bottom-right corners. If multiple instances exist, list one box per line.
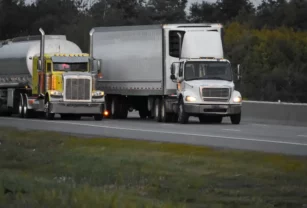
left=0, top=35, right=82, bottom=78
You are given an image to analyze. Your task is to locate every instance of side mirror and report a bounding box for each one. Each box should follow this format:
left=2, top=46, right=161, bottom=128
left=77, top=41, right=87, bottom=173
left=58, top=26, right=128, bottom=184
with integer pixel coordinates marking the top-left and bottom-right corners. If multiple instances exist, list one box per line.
left=170, top=62, right=180, bottom=81
left=237, top=64, right=241, bottom=81
left=91, top=59, right=102, bottom=72
left=171, top=64, right=176, bottom=75
left=96, top=59, right=103, bottom=78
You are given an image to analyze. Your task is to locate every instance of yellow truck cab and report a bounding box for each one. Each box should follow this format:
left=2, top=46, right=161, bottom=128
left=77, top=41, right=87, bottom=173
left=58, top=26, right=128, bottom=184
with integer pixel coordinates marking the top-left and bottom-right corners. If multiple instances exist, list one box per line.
left=0, top=28, right=105, bottom=120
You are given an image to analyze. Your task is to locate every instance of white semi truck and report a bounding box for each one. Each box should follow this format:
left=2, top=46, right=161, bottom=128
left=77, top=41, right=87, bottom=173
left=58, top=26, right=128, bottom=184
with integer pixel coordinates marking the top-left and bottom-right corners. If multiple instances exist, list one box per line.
left=0, top=28, right=105, bottom=120
left=90, top=23, right=242, bottom=124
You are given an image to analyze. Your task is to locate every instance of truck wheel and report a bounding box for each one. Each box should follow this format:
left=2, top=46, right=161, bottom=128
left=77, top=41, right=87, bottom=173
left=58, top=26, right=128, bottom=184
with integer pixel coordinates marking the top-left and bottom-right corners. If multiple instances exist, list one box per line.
left=94, top=114, right=103, bottom=121
left=212, top=116, right=223, bottom=124
left=199, top=115, right=210, bottom=124
left=177, top=99, right=189, bottom=124
left=154, top=98, right=162, bottom=122
left=139, top=109, right=148, bottom=119
left=230, top=113, right=241, bottom=125
left=22, top=94, right=33, bottom=118
left=119, top=107, right=128, bottom=119
left=111, top=97, right=120, bottom=119
left=161, top=99, right=172, bottom=123
left=73, top=115, right=81, bottom=120
left=104, top=95, right=112, bottom=119
left=44, top=99, right=55, bottom=120
left=171, top=113, right=178, bottom=123
left=18, top=94, right=24, bottom=118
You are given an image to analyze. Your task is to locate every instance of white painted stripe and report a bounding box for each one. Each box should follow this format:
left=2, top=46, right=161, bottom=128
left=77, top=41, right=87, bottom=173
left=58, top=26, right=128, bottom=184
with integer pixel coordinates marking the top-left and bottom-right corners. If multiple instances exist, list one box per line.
left=252, top=124, right=269, bottom=127
left=1, top=117, right=307, bottom=146
left=222, top=129, right=241, bottom=132
left=298, top=135, right=307, bottom=138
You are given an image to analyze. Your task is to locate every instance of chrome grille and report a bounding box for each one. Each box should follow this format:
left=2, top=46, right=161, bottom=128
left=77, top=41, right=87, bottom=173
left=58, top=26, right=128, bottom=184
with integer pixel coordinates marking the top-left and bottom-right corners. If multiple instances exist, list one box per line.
left=203, top=98, right=229, bottom=102
left=202, top=88, right=230, bottom=98
left=65, top=78, right=91, bottom=101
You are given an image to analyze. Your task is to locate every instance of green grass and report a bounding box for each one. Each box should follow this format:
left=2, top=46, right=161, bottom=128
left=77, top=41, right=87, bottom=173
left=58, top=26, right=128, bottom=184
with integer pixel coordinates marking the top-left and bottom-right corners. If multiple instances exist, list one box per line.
left=0, top=127, right=307, bottom=208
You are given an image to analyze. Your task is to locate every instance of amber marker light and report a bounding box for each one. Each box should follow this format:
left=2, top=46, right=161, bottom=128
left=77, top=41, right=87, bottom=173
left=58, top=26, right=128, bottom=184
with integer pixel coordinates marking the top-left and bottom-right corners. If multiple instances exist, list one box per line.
left=103, top=110, right=109, bottom=117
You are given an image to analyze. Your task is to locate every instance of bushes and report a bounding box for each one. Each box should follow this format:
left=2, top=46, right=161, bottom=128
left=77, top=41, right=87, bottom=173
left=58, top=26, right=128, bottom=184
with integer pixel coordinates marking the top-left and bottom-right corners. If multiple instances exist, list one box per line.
left=225, top=22, right=307, bottom=102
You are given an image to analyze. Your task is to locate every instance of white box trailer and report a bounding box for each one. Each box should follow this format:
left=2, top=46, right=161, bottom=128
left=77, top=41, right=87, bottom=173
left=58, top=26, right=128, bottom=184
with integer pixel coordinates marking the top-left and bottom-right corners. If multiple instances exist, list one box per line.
left=90, top=23, right=242, bottom=124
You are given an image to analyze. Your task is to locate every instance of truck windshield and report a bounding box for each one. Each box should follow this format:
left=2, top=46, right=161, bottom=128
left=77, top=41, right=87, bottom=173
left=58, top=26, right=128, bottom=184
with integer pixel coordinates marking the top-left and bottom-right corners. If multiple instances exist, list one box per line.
left=184, top=61, right=233, bottom=81
left=53, top=63, right=88, bottom=72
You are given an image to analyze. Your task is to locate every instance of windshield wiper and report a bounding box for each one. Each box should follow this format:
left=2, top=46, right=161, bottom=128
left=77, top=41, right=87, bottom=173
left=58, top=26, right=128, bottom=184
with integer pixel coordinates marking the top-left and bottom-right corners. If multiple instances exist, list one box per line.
left=186, top=77, right=206, bottom=81
left=205, top=76, right=227, bottom=80
left=206, top=77, right=233, bottom=81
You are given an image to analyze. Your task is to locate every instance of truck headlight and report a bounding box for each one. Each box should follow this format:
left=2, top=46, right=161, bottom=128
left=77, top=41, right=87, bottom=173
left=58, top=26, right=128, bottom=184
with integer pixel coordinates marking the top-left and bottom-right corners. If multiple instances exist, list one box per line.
left=92, top=91, right=104, bottom=97
left=233, top=96, right=242, bottom=103
left=186, top=96, right=197, bottom=102
left=50, top=90, right=62, bottom=96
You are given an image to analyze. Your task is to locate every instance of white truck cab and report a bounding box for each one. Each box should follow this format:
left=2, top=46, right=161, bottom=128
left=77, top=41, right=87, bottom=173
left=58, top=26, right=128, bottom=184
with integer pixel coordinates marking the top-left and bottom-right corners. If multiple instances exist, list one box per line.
left=170, top=58, right=242, bottom=124
left=167, top=23, right=242, bottom=124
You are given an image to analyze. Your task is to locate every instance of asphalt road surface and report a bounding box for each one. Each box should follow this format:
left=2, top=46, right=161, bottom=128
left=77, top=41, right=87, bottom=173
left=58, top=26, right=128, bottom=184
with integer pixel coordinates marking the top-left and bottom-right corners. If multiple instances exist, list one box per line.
left=0, top=112, right=307, bottom=156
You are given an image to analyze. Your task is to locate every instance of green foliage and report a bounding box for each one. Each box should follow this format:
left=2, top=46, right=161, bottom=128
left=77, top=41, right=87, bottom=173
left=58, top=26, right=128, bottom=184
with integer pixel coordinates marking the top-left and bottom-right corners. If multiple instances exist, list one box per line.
left=1, top=0, right=307, bottom=102
left=225, top=22, right=307, bottom=101
left=1, top=127, right=307, bottom=207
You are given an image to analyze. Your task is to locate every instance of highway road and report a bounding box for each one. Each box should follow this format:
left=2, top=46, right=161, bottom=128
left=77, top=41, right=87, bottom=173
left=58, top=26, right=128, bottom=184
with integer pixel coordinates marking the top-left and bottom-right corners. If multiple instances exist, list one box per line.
left=0, top=112, right=307, bottom=156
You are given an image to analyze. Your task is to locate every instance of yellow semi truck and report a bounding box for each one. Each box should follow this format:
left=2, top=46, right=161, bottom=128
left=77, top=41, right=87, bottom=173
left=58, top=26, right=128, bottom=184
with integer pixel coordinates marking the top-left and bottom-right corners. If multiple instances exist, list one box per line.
left=0, top=28, right=105, bottom=120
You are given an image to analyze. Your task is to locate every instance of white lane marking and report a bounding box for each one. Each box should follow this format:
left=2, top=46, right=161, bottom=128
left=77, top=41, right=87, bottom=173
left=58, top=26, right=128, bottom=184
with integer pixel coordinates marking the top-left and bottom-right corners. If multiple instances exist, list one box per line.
left=1, top=117, right=307, bottom=146
left=222, top=129, right=241, bottom=132
left=298, top=135, right=307, bottom=138
left=252, top=124, right=269, bottom=127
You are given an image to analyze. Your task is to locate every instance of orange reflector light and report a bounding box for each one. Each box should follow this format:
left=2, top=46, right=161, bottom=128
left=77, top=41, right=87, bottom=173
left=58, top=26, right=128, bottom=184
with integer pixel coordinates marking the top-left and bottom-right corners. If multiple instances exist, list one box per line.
left=103, top=110, right=109, bottom=116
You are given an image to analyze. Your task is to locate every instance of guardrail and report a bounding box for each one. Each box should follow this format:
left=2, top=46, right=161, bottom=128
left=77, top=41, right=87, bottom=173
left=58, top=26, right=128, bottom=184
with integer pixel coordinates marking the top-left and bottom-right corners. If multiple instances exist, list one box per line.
left=242, top=100, right=307, bottom=126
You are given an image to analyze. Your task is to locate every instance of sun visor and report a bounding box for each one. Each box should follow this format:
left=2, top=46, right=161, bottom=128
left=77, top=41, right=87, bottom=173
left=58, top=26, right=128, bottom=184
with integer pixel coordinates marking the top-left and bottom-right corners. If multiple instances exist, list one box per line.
left=51, top=56, right=89, bottom=63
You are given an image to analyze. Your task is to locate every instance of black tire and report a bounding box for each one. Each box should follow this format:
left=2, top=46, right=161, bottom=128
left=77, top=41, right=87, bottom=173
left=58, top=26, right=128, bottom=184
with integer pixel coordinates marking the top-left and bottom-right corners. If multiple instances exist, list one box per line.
left=94, top=114, right=103, bottom=121
left=45, top=97, right=55, bottom=120
left=111, top=96, right=120, bottom=119
left=18, top=93, right=24, bottom=118
left=60, top=114, right=69, bottom=120
left=117, top=96, right=129, bottom=119
left=199, top=115, right=209, bottom=124
left=161, top=98, right=172, bottom=123
left=119, top=105, right=129, bottom=119
left=22, top=94, right=33, bottom=118
left=104, top=95, right=112, bottom=119
left=139, top=109, right=148, bottom=119
left=177, top=98, right=189, bottom=124
left=171, top=113, right=178, bottom=123
left=73, top=114, right=81, bottom=120
left=231, top=113, right=241, bottom=125
left=154, top=98, right=162, bottom=122
left=212, top=116, right=223, bottom=124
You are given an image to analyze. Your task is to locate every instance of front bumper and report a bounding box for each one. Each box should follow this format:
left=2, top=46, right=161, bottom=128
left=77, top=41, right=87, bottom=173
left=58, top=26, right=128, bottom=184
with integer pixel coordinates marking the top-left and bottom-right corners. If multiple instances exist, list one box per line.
left=184, top=103, right=241, bottom=116
left=49, top=102, right=104, bottom=114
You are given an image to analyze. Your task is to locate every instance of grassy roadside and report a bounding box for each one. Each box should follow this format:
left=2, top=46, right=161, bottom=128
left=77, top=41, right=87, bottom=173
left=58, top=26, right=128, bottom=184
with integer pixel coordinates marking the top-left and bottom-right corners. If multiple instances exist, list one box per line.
left=0, top=127, right=307, bottom=208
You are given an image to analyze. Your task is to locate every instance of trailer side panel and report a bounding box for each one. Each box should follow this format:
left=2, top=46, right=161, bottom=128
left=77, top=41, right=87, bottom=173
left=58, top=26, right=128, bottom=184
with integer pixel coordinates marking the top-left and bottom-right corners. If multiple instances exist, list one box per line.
left=93, top=25, right=164, bottom=96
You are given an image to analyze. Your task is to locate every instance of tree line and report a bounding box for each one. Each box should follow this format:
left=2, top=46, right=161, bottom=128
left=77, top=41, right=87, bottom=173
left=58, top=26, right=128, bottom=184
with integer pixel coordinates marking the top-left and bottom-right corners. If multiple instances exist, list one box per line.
left=1, top=0, right=307, bottom=102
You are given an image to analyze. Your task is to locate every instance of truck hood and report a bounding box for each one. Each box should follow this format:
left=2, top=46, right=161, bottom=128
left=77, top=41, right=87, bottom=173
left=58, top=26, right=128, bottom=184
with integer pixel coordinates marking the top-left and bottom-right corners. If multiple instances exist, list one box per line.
left=185, top=79, right=234, bottom=89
